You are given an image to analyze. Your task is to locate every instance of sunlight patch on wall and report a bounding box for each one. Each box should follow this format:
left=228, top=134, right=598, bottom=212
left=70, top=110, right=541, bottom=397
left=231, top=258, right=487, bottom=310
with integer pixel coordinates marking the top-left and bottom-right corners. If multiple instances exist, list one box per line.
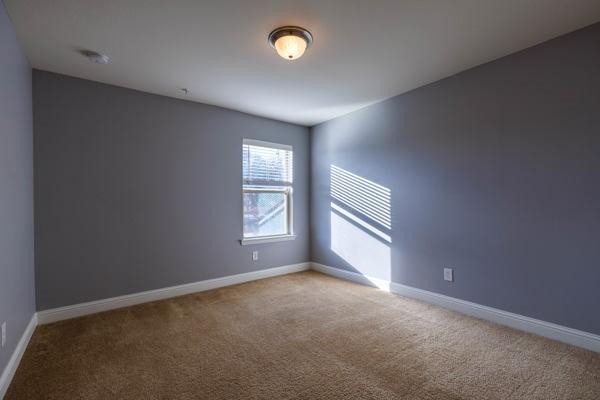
left=331, top=202, right=390, bottom=243
left=330, top=209, right=391, bottom=282
left=329, top=164, right=392, bottom=284
left=330, top=165, right=391, bottom=229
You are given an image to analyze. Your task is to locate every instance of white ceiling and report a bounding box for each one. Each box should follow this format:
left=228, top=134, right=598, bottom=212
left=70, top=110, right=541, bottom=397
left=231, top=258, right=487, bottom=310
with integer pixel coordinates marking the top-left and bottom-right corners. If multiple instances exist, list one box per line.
left=5, top=0, right=600, bottom=126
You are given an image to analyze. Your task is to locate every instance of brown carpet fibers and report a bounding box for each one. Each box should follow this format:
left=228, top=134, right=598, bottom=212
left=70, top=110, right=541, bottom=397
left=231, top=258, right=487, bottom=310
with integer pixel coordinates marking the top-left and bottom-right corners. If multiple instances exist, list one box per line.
left=6, top=271, right=600, bottom=399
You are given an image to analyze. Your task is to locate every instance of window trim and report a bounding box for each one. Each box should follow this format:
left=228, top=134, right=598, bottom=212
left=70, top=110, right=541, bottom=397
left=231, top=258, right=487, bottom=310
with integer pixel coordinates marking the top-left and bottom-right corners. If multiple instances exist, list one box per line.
left=243, top=139, right=292, bottom=152
left=240, top=234, right=297, bottom=246
left=241, top=139, right=295, bottom=245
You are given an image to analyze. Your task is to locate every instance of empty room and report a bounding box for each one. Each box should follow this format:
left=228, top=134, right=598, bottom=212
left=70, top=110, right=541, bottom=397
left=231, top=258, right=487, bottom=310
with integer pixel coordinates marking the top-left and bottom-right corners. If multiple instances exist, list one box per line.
left=1, top=1, right=599, bottom=399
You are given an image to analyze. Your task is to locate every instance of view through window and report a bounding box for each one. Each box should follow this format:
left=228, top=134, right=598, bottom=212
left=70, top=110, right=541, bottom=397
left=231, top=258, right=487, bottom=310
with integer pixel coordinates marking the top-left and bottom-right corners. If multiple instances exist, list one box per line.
left=242, top=139, right=293, bottom=240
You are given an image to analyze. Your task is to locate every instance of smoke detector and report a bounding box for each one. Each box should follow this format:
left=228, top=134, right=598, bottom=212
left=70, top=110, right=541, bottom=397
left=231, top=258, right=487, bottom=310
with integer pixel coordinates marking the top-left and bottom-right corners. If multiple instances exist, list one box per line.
left=81, top=50, right=110, bottom=64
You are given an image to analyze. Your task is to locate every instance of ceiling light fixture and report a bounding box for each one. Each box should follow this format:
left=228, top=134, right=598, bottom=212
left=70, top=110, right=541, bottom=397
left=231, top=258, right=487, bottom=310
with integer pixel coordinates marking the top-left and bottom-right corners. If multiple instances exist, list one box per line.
left=268, top=26, right=313, bottom=61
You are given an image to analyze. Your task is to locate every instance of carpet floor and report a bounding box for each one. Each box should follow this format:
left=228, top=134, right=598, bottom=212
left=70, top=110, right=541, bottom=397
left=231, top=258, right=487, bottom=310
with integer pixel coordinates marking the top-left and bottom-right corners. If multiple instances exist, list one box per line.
left=6, top=271, right=600, bottom=399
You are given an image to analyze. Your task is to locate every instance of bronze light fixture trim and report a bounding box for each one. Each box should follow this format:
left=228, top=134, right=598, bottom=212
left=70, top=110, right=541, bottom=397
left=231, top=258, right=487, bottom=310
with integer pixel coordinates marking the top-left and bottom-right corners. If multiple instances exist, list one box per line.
left=268, top=26, right=313, bottom=60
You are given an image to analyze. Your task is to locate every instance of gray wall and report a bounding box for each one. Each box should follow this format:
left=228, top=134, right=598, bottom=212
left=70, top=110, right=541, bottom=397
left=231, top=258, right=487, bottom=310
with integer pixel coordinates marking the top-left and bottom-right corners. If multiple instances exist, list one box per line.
left=0, top=1, right=35, bottom=374
left=33, top=70, right=310, bottom=310
left=311, top=23, right=600, bottom=335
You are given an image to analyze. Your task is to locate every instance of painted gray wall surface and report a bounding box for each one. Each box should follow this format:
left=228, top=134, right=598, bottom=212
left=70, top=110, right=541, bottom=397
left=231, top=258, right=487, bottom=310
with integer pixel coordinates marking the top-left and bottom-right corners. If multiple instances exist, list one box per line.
left=33, top=70, right=310, bottom=310
left=311, top=23, right=600, bottom=335
left=0, top=1, right=35, bottom=374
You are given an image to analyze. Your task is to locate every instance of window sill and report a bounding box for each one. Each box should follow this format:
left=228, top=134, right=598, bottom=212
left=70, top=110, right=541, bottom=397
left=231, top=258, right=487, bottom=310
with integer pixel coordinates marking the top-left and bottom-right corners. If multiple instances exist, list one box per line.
left=240, top=234, right=296, bottom=246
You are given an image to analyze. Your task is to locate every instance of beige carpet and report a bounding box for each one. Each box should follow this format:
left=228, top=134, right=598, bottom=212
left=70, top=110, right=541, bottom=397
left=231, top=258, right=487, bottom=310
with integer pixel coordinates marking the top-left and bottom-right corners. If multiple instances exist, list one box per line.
left=6, top=271, right=600, bottom=399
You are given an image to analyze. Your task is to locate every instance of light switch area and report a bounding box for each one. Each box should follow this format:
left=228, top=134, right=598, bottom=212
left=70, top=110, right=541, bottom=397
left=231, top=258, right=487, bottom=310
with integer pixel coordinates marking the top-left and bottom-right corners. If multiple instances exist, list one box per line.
left=444, top=267, right=454, bottom=282
left=252, top=251, right=259, bottom=261
left=1, top=321, right=6, bottom=348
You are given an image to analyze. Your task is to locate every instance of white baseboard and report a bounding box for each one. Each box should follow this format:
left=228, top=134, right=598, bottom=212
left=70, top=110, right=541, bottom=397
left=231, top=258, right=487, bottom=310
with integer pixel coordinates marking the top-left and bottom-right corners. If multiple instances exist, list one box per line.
left=38, top=262, right=311, bottom=325
left=2, top=263, right=310, bottom=396
left=5, top=260, right=597, bottom=400
left=311, top=262, right=600, bottom=353
left=0, top=313, right=37, bottom=399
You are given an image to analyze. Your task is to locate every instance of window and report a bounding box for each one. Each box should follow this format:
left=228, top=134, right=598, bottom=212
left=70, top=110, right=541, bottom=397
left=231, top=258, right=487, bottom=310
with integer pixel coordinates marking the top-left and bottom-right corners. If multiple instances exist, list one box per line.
left=241, top=139, right=295, bottom=244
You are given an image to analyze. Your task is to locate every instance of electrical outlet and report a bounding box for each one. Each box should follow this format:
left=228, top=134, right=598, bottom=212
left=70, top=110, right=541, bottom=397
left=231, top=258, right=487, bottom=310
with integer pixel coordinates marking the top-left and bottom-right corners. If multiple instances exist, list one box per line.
left=444, top=267, right=454, bottom=282
left=1, top=321, right=6, bottom=348
left=252, top=251, right=258, bottom=261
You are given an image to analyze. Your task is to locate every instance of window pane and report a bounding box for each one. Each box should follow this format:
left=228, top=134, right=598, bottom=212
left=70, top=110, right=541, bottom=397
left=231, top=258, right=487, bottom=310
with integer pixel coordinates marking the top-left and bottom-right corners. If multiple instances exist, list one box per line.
left=243, top=191, right=287, bottom=237
left=243, top=143, right=293, bottom=186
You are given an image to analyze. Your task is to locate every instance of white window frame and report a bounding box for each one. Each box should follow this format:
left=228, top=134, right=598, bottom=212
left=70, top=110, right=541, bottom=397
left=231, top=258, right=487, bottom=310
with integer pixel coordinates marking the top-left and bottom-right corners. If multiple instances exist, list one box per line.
left=241, top=139, right=295, bottom=245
